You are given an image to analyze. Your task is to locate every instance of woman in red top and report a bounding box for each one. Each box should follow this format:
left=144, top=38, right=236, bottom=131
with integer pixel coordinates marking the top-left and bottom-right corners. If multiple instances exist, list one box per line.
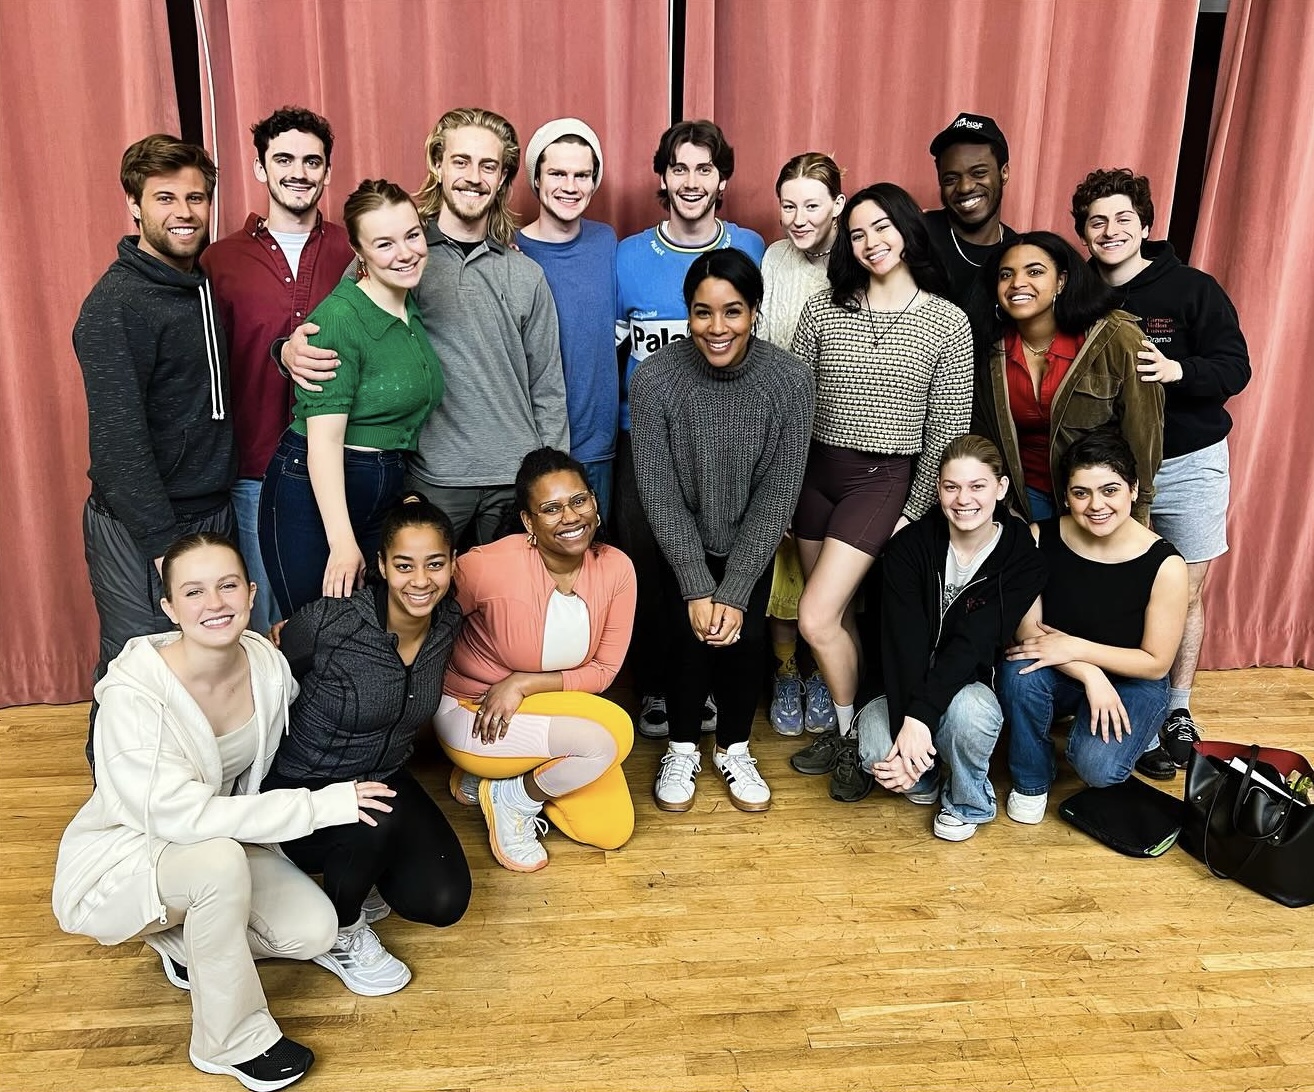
left=970, top=230, right=1163, bottom=523
left=433, top=448, right=637, bottom=873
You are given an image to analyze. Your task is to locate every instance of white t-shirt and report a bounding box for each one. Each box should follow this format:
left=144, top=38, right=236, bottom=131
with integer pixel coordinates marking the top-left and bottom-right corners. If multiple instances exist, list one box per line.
left=269, top=228, right=311, bottom=279
left=541, top=591, right=591, bottom=671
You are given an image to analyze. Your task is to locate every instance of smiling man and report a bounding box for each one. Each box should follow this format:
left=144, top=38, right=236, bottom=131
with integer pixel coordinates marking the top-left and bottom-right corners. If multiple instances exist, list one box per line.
left=284, top=107, right=567, bottom=545
left=74, top=134, right=237, bottom=771
left=516, top=119, right=619, bottom=518
left=1072, top=167, right=1250, bottom=779
left=925, top=112, right=1018, bottom=307
left=614, top=120, right=766, bottom=740
left=201, top=107, right=353, bottom=634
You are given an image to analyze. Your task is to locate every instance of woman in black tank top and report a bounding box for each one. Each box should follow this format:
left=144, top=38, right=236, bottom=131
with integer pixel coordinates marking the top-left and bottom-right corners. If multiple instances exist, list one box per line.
left=995, top=431, right=1187, bottom=825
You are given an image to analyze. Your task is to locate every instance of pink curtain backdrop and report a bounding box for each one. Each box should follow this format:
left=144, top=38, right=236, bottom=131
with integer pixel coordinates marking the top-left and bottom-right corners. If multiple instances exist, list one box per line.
left=681, top=0, right=1197, bottom=246
left=195, top=0, right=672, bottom=242
left=0, top=0, right=179, bottom=706
left=1194, top=0, right=1314, bottom=669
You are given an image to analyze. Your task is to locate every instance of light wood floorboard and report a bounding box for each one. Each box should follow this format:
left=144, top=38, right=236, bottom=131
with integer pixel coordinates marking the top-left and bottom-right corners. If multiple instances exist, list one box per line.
left=2, top=668, right=1311, bottom=1091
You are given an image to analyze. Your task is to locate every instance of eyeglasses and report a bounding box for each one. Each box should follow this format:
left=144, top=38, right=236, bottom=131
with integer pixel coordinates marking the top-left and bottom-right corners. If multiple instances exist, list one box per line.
left=536, top=491, right=596, bottom=519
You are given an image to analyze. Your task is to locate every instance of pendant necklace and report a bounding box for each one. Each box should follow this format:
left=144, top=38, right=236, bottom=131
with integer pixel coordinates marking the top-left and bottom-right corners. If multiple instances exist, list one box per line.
left=1020, top=334, right=1056, bottom=356
left=864, top=286, right=920, bottom=351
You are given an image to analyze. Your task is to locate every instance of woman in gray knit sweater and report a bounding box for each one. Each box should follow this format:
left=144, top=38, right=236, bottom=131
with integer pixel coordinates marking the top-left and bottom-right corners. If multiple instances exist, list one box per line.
left=630, top=249, right=814, bottom=814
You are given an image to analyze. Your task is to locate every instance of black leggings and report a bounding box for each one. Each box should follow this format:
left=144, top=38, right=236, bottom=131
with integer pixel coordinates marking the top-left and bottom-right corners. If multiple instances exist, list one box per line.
left=614, top=432, right=671, bottom=697
left=264, top=767, right=471, bottom=929
left=662, top=553, right=772, bottom=748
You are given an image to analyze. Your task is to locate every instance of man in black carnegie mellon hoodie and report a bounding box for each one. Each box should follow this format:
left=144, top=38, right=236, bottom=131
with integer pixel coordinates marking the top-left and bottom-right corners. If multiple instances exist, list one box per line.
left=74, top=135, right=236, bottom=768
left=1072, top=168, right=1250, bottom=779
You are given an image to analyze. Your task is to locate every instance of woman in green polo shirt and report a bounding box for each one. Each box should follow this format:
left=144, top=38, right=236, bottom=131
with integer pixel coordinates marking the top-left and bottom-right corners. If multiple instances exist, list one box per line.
left=259, top=179, right=444, bottom=615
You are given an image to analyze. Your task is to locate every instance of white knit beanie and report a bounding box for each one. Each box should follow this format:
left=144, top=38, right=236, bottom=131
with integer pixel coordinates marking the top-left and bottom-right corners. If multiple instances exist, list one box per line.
left=525, top=118, right=604, bottom=192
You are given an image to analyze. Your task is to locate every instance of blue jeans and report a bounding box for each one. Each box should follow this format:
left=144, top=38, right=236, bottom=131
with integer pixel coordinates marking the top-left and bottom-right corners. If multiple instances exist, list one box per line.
left=1026, top=485, right=1057, bottom=521
left=258, top=430, right=405, bottom=616
left=1000, top=659, right=1168, bottom=794
left=232, top=479, right=279, bottom=636
left=857, top=684, right=1004, bottom=822
left=582, top=458, right=614, bottom=526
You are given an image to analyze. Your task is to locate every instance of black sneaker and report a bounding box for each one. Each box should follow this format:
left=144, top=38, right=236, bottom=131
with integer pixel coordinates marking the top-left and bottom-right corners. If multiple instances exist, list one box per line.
left=829, top=735, right=873, bottom=802
left=790, top=728, right=845, bottom=775
left=144, top=935, right=189, bottom=991
left=1135, top=744, right=1177, bottom=781
left=1160, top=708, right=1202, bottom=768
left=190, top=1036, right=314, bottom=1091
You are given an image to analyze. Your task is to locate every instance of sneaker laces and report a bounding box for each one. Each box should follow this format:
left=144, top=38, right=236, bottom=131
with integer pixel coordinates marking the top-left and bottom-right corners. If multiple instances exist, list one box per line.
left=718, top=749, right=766, bottom=791
left=658, top=748, right=700, bottom=788
left=503, top=807, right=549, bottom=855
left=340, top=924, right=388, bottom=968
left=1164, top=711, right=1201, bottom=745
left=834, top=737, right=862, bottom=778
left=773, top=675, right=802, bottom=714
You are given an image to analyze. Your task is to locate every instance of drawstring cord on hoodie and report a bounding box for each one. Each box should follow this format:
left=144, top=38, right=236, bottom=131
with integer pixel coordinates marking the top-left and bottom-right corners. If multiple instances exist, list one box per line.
left=198, top=279, right=225, bottom=421
left=144, top=703, right=169, bottom=925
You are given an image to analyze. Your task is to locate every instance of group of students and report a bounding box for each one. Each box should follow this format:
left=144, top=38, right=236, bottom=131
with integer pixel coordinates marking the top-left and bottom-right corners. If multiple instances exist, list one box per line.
left=56, top=105, right=1248, bottom=1091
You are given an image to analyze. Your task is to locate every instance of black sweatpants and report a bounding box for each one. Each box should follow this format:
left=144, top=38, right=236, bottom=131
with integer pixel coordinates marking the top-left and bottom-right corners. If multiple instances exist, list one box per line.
left=662, top=554, right=773, bottom=748
left=264, top=767, right=472, bottom=929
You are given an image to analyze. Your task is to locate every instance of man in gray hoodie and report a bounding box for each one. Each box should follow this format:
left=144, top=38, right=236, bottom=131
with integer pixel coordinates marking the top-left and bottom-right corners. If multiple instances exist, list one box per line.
left=283, top=107, right=567, bottom=544
left=74, top=134, right=237, bottom=765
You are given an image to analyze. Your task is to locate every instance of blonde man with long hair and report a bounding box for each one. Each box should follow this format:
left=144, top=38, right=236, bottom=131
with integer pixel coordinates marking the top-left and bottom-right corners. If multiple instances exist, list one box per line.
left=283, top=107, right=567, bottom=544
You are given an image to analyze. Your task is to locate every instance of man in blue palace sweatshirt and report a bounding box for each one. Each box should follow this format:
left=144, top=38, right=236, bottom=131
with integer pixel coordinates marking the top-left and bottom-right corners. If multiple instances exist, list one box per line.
left=614, top=120, right=766, bottom=740
left=1073, top=167, right=1251, bottom=780
left=516, top=118, right=619, bottom=519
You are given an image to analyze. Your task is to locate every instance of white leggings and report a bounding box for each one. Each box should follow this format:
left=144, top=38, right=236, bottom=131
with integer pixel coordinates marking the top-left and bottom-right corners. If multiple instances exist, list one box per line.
left=434, top=694, right=617, bottom=796
left=137, top=839, right=337, bottom=1065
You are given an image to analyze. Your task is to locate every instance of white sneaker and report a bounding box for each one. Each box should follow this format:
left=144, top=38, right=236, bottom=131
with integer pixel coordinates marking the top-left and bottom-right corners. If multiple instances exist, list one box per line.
left=637, top=694, right=670, bottom=739
left=479, top=778, right=549, bottom=872
left=932, top=810, right=978, bottom=842
left=701, top=694, right=718, bottom=734
left=1006, top=789, right=1048, bottom=825
left=449, top=766, right=480, bottom=807
left=713, top=741, right=771, bottom=812
left=312, top=918, right=411, bottom=996
left=654, top=741, right=701, bottom=812
left=361, top=886, right=391, bottom=924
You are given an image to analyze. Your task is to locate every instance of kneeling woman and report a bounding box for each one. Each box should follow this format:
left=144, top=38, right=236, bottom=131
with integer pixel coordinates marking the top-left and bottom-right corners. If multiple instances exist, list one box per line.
left=434, top=448, right=637, bottom=872
left=631, top=248, right=814, bottom=812
left=264, top=493, right=470, bottom=993
left=53, top=534, right=391, bottom=1091
left=1000, top=430, right=1187, bottom=824
left=858, top=435, right=1047, bottom=841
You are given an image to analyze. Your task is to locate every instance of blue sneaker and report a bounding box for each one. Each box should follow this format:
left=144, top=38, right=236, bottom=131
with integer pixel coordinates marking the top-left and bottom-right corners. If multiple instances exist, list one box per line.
left=804, top=672, right=838, bottom=734
left=769, top=674, right=805, bottom=736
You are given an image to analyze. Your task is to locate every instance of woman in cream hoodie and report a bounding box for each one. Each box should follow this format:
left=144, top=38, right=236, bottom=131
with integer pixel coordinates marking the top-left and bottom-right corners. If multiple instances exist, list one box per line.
left=53, top=532, right=392, bottom=1092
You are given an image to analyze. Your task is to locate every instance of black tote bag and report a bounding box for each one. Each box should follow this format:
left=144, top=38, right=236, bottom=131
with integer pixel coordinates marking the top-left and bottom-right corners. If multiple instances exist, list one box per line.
left=1179, top=740, right=1314, bottom=908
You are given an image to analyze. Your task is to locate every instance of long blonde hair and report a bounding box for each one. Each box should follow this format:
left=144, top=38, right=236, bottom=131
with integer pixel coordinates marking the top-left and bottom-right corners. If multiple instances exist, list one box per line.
left=414, top=107, right=521, bottom=247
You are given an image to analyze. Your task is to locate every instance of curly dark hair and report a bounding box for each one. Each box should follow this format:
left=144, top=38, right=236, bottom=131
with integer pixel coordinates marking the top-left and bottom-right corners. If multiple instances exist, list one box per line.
left=1060, top=427, right=1138, bottom=492
left=1070, top=167, right=1154, bottom=236
left=251, top=106, right=335, bottom=166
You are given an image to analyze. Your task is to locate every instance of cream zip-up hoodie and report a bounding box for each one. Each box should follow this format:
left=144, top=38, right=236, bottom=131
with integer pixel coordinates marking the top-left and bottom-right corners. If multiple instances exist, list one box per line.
left=52, top=631, right=358, bottom=945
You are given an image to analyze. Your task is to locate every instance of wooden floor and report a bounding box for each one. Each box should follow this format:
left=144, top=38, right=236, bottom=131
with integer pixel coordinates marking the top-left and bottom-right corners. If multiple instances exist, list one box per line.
left=4, top=668, right=1313, bottom=1092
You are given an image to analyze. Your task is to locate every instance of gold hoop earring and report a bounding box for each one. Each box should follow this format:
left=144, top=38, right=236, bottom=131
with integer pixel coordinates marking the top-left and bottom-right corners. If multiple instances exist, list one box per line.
left=527, top=531, right=537, bottom=547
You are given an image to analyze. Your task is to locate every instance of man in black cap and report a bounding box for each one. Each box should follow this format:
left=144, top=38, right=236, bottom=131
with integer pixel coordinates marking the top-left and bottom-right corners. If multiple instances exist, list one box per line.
left=925, top=112, right=1018, bottom=307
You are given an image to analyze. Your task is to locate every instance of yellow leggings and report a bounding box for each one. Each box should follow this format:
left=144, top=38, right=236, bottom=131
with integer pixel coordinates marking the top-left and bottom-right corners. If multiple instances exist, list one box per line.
left=436, top=692, right=635, bottom=850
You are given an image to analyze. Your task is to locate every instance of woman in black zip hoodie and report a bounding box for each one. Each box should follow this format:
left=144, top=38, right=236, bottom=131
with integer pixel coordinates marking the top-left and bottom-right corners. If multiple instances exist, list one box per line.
left=847, top=435, right=1047, bottom=842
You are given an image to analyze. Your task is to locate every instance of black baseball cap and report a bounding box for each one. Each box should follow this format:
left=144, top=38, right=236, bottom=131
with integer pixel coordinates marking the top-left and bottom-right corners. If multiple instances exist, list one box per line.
left=929, top=112, right=1009, bottom=163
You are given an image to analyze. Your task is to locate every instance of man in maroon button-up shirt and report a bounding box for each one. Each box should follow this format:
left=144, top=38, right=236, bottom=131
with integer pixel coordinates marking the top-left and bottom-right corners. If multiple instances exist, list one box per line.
left=200, top=106, right=355, bottom=633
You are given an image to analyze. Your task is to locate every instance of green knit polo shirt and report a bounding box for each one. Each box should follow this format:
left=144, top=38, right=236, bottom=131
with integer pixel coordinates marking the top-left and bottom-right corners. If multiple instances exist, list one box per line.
left=290, top=280, right=444, bottom=451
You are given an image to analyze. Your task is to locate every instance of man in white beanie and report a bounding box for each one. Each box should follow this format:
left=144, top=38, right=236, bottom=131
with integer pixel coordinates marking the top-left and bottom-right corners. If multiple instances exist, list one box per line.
left=517, top=119, right=619, bottom=518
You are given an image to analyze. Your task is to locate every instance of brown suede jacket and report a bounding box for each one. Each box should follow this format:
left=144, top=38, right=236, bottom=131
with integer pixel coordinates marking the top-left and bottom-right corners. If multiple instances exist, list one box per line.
left=972, top=309, right=1164, bottom=524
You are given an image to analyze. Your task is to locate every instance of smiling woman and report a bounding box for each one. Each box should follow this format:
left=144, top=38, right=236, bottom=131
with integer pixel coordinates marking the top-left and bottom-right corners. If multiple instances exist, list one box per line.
left=631, top=249, right=815, bottom=815
left=969, top=230, right=1164, bottom=525
left=258, top=179, right=445, bottom=617
left=433, top=448, right=638, bottom=873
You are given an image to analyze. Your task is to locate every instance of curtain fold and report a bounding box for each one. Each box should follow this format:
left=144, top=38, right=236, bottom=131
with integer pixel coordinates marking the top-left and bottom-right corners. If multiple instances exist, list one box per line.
left=0, top=0, right=178, bottom=706
left=195, top=0, right=672, bottom=242
left=1194, top=0, right=1314, bottom=668
left=681, top=0, right=1197, bottom=247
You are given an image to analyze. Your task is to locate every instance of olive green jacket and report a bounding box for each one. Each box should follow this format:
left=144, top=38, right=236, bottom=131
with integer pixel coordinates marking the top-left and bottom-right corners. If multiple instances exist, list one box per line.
left=972, top=309, right=1164, bottom=524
